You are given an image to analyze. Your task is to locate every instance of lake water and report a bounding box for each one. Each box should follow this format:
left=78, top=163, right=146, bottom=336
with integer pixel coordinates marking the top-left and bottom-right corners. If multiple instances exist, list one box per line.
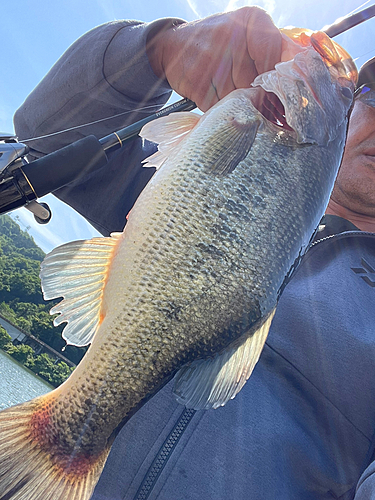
left=0, top=349, right=52, bottom=410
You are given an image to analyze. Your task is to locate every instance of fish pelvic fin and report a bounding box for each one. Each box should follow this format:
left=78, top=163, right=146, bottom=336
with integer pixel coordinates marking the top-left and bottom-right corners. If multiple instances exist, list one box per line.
left=140, top=111, right=201, bottom=170
left=173, top=308, right=276, bottom=410
left=140, top=103, right=261, bottom=176
left=0, top=395, right=110, bottom=500
left=40, top=232, right=122, bottom=347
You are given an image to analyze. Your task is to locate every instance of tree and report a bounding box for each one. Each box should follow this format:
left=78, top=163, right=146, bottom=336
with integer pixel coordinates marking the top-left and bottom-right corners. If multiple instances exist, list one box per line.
left=0, top=215, right=86, bottom=365
left=31, top=310, right=56, bottom=343
left=0, top=325, right=12, bottom=349
left=51, top=362, right=74, bottom=386
left=32, top=353, right=55, bottom=384
left=5, top=344, right=34, bottom=364
left=32, top=352, right=54, bottom=374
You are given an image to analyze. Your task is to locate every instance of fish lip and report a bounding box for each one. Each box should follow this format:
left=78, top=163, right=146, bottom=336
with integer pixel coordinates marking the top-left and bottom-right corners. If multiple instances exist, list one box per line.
left=252, top=48, right=334, bottom=136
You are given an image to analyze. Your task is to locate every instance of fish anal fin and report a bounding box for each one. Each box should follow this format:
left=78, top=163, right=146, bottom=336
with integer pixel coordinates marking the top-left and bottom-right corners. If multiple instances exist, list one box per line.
left=40, top=232, right=122, bottom=347
left=173, top=309, right=276, bottom=410
left=140, top=112, right=201, bottom=169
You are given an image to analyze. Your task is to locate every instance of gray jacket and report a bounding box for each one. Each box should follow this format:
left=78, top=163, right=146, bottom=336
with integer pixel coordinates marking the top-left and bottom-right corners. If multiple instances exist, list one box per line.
left=14, top=19, right=179, bottom=234
left=90, top=220, right=375, bottom=500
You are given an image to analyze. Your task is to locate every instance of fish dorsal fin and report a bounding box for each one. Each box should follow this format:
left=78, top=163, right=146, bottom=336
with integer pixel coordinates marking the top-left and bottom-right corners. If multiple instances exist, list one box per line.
left=140, top=112, right=201, bottom=169
left=40, top=232, right=122, bottom=347
left=173, top=309, right=276, bottom=410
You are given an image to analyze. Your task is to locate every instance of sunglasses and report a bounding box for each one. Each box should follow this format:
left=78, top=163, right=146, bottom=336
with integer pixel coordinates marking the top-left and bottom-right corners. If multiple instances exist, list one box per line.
left=354, top=82, right=375, bottom=99
left=354, top=83, right=375, bottom=107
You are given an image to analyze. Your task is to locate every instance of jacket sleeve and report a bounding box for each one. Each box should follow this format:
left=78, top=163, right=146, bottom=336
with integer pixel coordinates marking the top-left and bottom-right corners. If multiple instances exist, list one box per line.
left=13, top=18, right=184, bottom=159
left=354, top=461, right=375, bottom=499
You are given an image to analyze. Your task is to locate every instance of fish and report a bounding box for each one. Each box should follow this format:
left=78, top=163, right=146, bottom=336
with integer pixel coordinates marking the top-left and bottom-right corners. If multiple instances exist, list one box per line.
left=0, top=31, right=357, bottom=500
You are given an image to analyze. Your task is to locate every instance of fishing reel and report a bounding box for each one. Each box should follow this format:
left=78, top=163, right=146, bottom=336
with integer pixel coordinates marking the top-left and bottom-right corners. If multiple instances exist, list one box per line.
left=0, top=133, right=52, bottom=224
left=0, top=132, right=113, bottom=224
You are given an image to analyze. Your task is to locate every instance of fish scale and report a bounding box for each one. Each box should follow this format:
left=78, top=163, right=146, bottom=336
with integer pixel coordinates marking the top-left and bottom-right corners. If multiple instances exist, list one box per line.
left=0, top=36, right=356, bottom=500
left=49, top=108, right=341, bottom=458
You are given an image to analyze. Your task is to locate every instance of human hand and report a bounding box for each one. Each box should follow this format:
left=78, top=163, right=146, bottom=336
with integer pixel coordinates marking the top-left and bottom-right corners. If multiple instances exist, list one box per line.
left=147, top=7, right=283, bottom=111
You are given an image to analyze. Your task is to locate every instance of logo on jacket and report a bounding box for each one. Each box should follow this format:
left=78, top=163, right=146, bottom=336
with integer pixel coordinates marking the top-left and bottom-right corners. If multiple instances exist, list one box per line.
left=351, top=258, right=375, bottom=288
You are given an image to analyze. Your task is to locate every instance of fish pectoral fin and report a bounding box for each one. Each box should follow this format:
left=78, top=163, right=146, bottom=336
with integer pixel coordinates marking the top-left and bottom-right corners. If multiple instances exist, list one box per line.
left=204, top=115, right=260, bottom=176
left=140, top=111, right=201, bottom=170
left=173, top=309, right=276, bottom=410
left=40, top=232, right=122, bottom=347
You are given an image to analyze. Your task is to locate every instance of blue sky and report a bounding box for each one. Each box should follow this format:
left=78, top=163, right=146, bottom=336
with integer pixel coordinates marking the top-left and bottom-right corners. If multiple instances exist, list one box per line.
left=1, top=0, right=374, bottom=252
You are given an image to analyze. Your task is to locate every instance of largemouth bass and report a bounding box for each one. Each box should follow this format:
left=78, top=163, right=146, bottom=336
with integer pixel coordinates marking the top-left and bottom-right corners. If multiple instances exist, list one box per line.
left=0, top=32, right=356, bottom=500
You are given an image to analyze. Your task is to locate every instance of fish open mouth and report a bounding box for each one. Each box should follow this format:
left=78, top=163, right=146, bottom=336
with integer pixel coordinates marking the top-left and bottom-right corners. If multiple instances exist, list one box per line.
left=252, top=88, right=292, bottom=131
left=250, top=29, right=358, bottom=135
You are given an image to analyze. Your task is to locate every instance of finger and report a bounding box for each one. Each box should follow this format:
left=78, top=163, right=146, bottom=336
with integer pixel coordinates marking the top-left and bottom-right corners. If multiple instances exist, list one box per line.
left=210, top=18, right=258, bottom=96
left=178, top=76, right=220, bottom=112
left=244, top=7, right=282, bottom=75
left=262, top=94, right=288, bottom=128
left=263, top=91, right=286, bottom=118
left=223, top=11, right=259, bottom=88
left=212, top=56, right=236, bottom=102
left=194, top=57, right=224, bottom=111
left=199, top=83, right=221, bottom=112
left=232, top=51, right=258, bottom=90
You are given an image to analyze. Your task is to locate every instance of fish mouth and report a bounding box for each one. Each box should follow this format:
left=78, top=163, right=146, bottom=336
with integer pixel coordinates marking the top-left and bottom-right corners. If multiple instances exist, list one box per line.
left=249, top=29, right=357, bottom=138
left=252, top=87, right=292, bottom=131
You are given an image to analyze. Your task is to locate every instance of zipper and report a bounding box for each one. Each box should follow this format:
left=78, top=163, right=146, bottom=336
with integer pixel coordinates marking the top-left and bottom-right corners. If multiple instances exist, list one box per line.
left=277, top=230, right=374, bottom=301
left=310, top=230, right=375, bottom=248
left=132, top=408, right=196, bottom=500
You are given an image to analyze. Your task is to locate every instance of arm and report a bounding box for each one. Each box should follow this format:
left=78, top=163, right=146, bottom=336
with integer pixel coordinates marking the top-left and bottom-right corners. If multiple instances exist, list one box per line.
left=12, top=9, right=284, bottom=235
left=14, top=7, right=283, bottom=158
left=13, top=18, right=184, bottom=159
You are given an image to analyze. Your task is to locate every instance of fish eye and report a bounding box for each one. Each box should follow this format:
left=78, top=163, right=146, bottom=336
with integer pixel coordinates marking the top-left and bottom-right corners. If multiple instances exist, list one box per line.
left=340, top=87, right=352, bottom=99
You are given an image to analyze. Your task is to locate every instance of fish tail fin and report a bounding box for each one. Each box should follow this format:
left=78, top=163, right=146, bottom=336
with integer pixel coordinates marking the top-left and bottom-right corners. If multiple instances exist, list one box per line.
left=0, top=397, right=110, bottom=500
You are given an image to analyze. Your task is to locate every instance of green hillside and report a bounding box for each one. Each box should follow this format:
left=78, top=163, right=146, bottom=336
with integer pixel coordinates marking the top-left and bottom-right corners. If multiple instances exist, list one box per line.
left=0, top=214, right=86, bottom=368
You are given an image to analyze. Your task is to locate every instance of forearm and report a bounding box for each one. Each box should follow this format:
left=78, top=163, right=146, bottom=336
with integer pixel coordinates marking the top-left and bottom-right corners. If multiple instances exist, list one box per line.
left=13, top=18, right=184, bottom=159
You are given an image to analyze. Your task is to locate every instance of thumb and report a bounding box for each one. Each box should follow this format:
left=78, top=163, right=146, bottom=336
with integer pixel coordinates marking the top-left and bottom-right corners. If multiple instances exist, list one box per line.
left=245, top=8, right=282, bottom=75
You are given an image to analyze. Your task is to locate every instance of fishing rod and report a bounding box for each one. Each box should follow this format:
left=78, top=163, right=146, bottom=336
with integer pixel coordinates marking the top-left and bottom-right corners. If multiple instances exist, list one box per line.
left=1, top=4, right=375, bottom=223
left=324, top=3, right=375, bottom=37
left=100, top=2, right=375, bottom=149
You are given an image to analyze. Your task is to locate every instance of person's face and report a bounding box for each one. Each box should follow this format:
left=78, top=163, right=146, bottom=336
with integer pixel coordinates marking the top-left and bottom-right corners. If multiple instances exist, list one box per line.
left=329, top=97, right=375, bottom=217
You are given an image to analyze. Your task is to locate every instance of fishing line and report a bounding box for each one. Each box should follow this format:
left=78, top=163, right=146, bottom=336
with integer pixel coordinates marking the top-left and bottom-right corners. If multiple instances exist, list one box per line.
left=353, top=48, right=375, bottom=62
left=345, top=0, right=372, bottom=18
left=325, top=0, right=372, bottom=26
left=21, top=103, right=163, bottom=144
